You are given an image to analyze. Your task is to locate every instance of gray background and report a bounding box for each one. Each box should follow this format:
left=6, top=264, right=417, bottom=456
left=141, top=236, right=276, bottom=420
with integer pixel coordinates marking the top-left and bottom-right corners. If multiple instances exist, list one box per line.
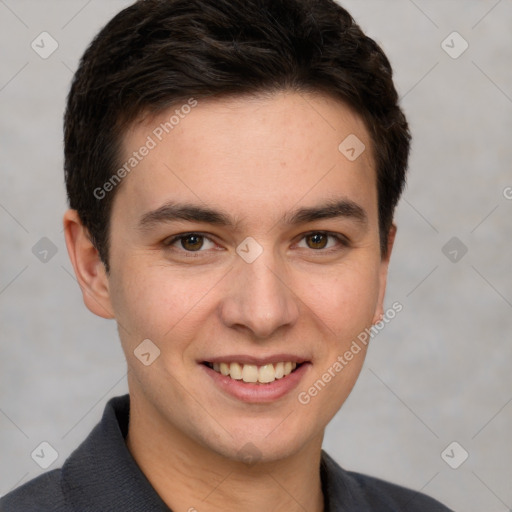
left=1, top=1, right=511, bottom=510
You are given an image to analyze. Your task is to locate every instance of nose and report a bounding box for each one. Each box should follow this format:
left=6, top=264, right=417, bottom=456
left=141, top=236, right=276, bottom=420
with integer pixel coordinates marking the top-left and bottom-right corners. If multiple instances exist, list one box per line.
left=218, top=250, right=300, bottom=340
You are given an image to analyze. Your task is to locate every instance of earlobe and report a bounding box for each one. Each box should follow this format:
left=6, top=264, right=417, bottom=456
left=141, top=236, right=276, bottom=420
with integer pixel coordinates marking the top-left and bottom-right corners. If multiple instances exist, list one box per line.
left=372, top=224, right=397, bottom=325
left=63, top=209, right=115, bottom=319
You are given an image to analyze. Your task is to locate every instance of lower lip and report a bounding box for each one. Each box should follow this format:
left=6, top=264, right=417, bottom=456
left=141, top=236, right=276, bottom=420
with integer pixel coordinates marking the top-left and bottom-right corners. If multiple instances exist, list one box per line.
left=202, top=363, right=310, bottom=403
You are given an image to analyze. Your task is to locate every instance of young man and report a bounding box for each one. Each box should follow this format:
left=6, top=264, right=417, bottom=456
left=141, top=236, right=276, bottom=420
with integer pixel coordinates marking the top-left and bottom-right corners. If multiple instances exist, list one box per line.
left=1, top=0, right=452, bottom=510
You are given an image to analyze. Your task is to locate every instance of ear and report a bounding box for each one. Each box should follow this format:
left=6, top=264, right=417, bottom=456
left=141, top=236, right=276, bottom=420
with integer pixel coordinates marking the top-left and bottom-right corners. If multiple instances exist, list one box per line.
left=63, top=209, right=114, bottom=319
left=372, top=223, right=397, bottom=325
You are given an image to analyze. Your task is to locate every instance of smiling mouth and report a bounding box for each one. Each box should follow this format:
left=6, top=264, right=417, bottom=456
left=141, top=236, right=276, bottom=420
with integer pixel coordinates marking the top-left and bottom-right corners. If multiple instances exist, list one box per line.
left=203, top=361, right=302, bottom=384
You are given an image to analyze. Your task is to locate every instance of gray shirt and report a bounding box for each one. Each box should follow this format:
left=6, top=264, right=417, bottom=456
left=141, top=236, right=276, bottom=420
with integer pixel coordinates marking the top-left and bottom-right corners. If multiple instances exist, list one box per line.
left=0, top=395, right=453, bottom=511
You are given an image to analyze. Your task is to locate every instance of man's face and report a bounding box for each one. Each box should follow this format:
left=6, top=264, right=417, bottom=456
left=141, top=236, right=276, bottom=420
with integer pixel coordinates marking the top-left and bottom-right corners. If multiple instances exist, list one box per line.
left=103, top=91, right=391, bottom=462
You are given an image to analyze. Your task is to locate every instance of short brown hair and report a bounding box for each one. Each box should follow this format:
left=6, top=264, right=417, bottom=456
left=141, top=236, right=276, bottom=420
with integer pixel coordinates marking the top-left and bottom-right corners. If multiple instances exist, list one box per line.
left=64, top=0, right=410, bottom=269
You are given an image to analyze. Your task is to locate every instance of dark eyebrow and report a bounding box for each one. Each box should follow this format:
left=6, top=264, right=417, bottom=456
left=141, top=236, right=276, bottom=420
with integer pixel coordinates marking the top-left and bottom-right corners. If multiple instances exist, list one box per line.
left=138, top=202, right=237, bottom=231
left=138, top=198, right=367, bottom=232
left=283, top=198, right=368, bottom=226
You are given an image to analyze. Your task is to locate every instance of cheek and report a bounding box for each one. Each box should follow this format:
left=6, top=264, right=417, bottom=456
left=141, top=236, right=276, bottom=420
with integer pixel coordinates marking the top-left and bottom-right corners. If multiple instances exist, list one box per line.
left=295, top=261, right=381, bottom=423
left=108, top=259, right=223, bottom=351
left=304, top=259, right=382, bottom=338
left=108, top=261, right=179, bottom=340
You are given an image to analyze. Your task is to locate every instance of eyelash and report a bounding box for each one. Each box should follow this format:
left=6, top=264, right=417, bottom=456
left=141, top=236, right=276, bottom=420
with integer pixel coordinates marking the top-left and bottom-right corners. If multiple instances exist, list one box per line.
left=163, top=231, right=350, bottom=254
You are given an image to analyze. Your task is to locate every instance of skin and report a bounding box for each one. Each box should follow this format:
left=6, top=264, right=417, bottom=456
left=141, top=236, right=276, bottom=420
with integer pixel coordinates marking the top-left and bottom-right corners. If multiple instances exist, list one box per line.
left=64, top=91, right=395, bottom=512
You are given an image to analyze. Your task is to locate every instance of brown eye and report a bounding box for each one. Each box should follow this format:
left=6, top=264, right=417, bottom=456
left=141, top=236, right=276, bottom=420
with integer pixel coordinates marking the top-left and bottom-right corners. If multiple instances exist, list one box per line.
left=165, top=232, right=217, bottom=254
left=180, top=234, right=204, bottom=251
left=305, top=233, right=328, bottom=249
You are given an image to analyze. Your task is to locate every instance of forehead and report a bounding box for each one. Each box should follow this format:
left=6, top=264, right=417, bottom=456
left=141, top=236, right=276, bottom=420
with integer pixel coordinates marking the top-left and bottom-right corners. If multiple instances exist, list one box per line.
left=113, top=91, right=377, bottom=228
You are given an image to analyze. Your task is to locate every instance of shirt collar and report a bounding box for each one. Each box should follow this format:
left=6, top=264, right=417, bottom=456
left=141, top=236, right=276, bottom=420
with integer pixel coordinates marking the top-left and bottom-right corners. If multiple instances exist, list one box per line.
left=61, top=394, right=171, bottom=511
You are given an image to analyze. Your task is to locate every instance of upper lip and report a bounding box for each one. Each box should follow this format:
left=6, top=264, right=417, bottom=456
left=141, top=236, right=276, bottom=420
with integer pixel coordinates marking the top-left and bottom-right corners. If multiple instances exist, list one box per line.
left=202, top=354, right=309, bottom=366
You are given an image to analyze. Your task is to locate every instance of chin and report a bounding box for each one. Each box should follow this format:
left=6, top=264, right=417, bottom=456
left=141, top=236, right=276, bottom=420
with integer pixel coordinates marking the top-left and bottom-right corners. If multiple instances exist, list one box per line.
left=200, top=421, right=316, bottom=465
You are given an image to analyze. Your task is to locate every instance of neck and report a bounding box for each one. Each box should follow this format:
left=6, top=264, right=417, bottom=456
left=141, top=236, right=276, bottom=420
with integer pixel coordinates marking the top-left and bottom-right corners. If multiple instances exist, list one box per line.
left=125, top=392, right=325, bottom=512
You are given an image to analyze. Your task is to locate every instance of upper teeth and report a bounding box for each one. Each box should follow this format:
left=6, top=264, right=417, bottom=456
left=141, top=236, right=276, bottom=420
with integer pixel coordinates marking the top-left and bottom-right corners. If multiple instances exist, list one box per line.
left=211, top=362, right=298, bottom=384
